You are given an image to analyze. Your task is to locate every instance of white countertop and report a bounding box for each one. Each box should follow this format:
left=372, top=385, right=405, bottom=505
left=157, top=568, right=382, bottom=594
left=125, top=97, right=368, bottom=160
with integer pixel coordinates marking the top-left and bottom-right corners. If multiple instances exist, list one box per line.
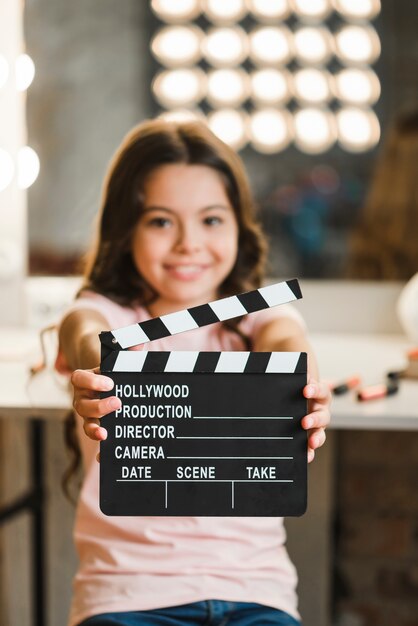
left=0, top=327, right=70, bottom=419
left=0, top=327, right=417, bottom=430
left=312, top=332, right=417, bottom=430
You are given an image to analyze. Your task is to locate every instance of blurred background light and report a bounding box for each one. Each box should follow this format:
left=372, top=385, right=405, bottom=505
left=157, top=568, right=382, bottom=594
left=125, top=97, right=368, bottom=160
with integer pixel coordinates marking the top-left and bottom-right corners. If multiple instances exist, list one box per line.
left=0, top=149, right=15, bottom=192
left=247, top=0, right=291, bottom=21
left=334, top=25, right=381, bottom=65
left=203, top=0, right=248, bottom=24
left=293, top=107, right=336, bottom=153
left=17, top=146, right=40, bottom=189
left=290, top=0, right=332, bottom=22
left=249, top=26, right=293, bottom=66
left=0, top=55, right=9, bottom=89
left=207, top=109, right=248, bottom=149
left=292, top=68, right=333, bottom=104
left=149, top=0, right=382, bottom=154
left=15, top=53, right=35, bottom=91
left=293, top=26, right=333, bottom=65
left=332, top=0, right=381, bottom=20
left=333, top=68, right=380, bottom=105
left=151, top=25, right=203, bottom=67
left=152, top=68, right=206, bottom=107
left=202, top=26, right=249, bottom=67
left=151, top=0, right=201, bottom=22
left=249, top=109, right=293, bottom=153
left=159, top=108, right=204, bottom=122
left=206, top=68, right=250, bottom=107
left=251, top=68, right=292, bottom=105
left=336, top=106, right=380, bottom=151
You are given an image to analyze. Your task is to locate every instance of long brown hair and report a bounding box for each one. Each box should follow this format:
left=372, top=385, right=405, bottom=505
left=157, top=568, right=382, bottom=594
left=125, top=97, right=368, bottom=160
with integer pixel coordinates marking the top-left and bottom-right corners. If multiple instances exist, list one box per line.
left=63, top=118, right=268, bottom=499
left=83, top=118, right=266, bottom=302
left=347, top=108, right=418, bottom=280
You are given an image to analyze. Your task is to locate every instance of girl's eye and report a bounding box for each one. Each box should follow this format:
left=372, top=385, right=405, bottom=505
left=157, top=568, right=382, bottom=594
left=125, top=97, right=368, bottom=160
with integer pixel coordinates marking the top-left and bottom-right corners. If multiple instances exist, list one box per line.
left=204, top=215, right=222, bottom=226
left=148, top=217, right=171, bottom=228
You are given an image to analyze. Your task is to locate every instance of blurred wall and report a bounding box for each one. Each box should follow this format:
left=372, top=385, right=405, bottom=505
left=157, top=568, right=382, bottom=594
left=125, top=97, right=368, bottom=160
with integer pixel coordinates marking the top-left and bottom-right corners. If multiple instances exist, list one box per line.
left=25, top=0, right=152, bottom=261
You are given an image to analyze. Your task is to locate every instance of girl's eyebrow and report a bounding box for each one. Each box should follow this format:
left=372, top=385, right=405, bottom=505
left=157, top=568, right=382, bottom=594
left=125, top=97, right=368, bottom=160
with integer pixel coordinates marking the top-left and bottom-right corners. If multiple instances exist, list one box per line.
left=141, top=206, right=173, bottom=214
left=142, top=204, right=231, bottom=214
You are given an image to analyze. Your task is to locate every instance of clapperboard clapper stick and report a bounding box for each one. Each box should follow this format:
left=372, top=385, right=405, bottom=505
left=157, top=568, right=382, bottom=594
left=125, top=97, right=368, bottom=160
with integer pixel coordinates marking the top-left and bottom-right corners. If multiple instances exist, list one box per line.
left=99, top=279, right=308, bottom=516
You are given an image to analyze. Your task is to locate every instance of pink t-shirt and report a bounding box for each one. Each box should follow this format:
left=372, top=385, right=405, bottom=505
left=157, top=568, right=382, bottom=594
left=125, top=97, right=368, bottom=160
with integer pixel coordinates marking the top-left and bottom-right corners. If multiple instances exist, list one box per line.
left=63, top=291, right=306, bottom=626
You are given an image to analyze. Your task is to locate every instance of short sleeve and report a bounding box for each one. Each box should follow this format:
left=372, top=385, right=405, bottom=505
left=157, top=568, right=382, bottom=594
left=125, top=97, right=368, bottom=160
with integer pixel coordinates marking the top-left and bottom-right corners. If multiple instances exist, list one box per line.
left=54, top=291, right=141, bottom=374
left=59, top=290, right=140, bottom=330
left=239, top=303, right=307, bottom=344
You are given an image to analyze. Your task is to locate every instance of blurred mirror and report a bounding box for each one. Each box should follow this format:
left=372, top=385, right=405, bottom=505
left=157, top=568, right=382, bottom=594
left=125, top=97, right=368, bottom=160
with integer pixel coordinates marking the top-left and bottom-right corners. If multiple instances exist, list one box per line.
left=25, top=0, right=417, bottom=280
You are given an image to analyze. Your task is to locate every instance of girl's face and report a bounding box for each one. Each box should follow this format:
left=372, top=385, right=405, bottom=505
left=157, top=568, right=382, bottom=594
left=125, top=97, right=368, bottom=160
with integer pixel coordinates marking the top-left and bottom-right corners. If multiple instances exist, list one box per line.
left=132, top=163, right=239, bottom=316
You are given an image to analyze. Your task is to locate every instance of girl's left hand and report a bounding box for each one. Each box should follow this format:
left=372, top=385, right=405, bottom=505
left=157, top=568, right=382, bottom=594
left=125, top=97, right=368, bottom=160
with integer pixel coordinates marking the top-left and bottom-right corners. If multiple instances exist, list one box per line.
left=302, top=378, right=331, bottom=463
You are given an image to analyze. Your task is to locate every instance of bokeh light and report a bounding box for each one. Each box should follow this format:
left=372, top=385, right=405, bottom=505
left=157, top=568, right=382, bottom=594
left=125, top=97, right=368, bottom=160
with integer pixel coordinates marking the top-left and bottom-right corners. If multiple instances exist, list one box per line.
left=332, top=0, right=381, bottom=20
left=150, top=0, right=382, bottom=154
left=251, top=68, right=292, bottom=105
left=333, top=68, right=380, bottom=105
left=292, top=68, right=333, bottom=104
left=293, top=26, right=333, bottom=65
left=202, top=26, right=249, bottom=67
left=249, top=109, right=293, bottom=153
left=293, top=108, right=337, bottom=153
left=207, top=109, right=249, bottom=150
left=290, top=0, right=332, bottom=22
left=17, top=146, right=40, bottom=189
left=151, top=0, right=201, bottom=22
left=249, top=26, right=293, bottom=66
left=15, top=54, right=35, bottom=91
left=159, top=109, right=204, bottom=123
left=334, top=25, right=381, bottom=65
left=203, top=0, right=247, bottom=24
left=152, top=68, right=206, bottom=108
left=247, top=0, right=291, bottom=21
left=336, top=107, right=380, bottom=152
left=151, top=26, right=203, bottom=67
left=207, top=69, right=250, bottom=107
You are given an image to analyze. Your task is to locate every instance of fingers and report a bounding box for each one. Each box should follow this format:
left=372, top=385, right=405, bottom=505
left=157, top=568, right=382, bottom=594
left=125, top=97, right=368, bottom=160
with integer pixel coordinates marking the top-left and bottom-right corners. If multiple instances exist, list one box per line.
left=71, top=368, right=120, bottom=442
left=73, top=395, right=121, bottom=419
left=83, top=418, right=108, bottom=441
left=71, top=369, right=114, bottom=393
left=307, top=428, right=326, bottom=464
left=304, top=380, right=331, bottom=405
left=302, top=408, right=330, bottom=430
left=73, top=394, right=121, bottom=441
left=307, top=427, right=326, bottom=451
left=302, top=379, right=330, bottom=462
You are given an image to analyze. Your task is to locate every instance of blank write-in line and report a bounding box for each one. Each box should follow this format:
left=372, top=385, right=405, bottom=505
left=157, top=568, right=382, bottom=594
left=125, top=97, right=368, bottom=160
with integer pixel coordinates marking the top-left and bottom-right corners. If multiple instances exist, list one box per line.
left=176, top=436, right=293, bottom=440
left=193, top=416, right=293, bottom=420
left=167, top=456, right=293, bottom=460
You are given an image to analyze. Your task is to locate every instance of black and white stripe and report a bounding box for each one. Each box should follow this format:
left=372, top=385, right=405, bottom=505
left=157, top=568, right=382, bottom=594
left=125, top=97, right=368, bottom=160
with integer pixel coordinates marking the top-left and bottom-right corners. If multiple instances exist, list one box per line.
left=100, top=279, right=302, bottom=351
left=101, top=351, right=307, bottom=374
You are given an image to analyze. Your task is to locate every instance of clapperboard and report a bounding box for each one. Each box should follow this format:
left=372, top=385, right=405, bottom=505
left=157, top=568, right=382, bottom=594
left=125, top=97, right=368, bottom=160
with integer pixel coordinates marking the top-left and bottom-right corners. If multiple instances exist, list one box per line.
left=99, top=279, right=307, bottom=517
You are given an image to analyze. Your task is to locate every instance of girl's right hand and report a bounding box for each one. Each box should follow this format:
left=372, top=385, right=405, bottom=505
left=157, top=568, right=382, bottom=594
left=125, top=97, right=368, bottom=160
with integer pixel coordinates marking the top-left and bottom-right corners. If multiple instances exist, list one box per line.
left=71, top=367, right=121, bottom=441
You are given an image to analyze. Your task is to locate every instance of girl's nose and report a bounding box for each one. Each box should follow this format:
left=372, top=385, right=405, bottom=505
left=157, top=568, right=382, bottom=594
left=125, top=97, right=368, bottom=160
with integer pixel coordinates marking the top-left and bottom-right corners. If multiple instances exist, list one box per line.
left=174, top=225, right=201, bottom=252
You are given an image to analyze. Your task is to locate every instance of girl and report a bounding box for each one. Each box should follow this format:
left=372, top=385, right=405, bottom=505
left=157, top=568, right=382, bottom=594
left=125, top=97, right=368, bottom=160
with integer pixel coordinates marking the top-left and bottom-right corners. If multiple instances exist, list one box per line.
left=57, top=119, right=331, bottom=626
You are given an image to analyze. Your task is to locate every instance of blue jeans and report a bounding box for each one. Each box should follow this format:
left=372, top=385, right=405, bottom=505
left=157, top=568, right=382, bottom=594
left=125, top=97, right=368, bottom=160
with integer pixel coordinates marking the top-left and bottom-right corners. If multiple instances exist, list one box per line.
left=78, top=600, right=301, bottom=626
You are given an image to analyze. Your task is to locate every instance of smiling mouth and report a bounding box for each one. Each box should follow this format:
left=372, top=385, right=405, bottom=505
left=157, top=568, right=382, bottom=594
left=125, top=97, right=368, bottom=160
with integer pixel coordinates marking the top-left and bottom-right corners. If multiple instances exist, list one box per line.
left=165, top=264, right=209, bottom=278
left=166, top=264, right=208, bottom=271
